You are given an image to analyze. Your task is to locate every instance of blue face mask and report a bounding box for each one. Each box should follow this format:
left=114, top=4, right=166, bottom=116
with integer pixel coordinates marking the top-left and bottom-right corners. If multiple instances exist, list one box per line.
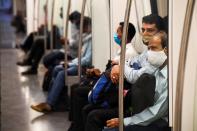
left=114, top=33, right=121, bottom=46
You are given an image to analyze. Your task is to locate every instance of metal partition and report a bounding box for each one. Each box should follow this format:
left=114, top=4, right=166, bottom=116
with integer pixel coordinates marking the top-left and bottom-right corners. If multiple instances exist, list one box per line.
left=174, top=0, right=196, bottom=131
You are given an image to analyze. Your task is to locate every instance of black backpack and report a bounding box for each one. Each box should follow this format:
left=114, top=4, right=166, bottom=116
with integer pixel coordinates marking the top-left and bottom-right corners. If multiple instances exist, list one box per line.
left=124, top=73, right=156, bottom=114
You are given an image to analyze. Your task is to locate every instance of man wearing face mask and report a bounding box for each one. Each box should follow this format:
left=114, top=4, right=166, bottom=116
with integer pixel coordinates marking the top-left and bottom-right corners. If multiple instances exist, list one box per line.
left=104, top=30, right=168, bottom=131
left=110, top=14, right=164, bottom=84
left=42, top=11, right=81, bottom=70
left=112, top=22, right=138, bottom=65
left=83, top=14, right=166, bottom=131
left=40, top=11, right=81, bottom=91
left=67, top=22, right=138, bottom=131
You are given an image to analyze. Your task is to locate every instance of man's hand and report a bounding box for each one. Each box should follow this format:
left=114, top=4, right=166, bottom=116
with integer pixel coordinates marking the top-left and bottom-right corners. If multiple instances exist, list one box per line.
left=60, top=37, right=69, bottom=45
left=86, top=68, right=101, bottom=77
left=106, top=118, right=119, bottom=128
left=111, top=60, right=119, bottom=65
left=110, top=65, right=120, bottom=84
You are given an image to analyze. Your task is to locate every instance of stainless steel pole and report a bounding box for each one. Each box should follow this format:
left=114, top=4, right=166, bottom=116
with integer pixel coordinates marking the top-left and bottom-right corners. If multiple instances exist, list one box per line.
left=174, top=0, right=196, bottom=131
left=64, top=0, right=71, bottom=86
left=50, top=0, right=55, bottom=51
left=119, top=0, right=132, bottom=131
left=78, top=0, right=87, bottom=83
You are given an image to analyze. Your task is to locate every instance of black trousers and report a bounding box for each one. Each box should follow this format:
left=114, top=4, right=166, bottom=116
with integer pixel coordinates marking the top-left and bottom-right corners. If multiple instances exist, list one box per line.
left=84, top=105, right=120, bottom=131
left=103, top=124, right=170, bottom=131
left=20, top=32, right=34, bottom=52
left=43, top=50, right=65, bottom=69
left=69, top=85, right=92, bottom=131
left=26, top=39, right=45, bottom=70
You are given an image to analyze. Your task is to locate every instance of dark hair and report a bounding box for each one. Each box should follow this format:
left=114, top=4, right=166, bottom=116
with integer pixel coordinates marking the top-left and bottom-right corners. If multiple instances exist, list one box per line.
left=163, top=16, right=168, bottom=33
left=75, top=16, right=91, bottom=30
left=119, top=22, right=136, bottom=42
left=59, top=7, right=63, bottom=19
left=83, top=17, right=91, bottom=29
left=142, top=14, right=164, bottom=31
left=69, top=11, right=81, bottom=22
left=154, top=31, right=168, bottom=48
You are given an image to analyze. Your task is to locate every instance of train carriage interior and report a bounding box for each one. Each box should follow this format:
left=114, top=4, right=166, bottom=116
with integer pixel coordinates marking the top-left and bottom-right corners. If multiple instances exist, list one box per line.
left=0, top=0, right=197, bottom=131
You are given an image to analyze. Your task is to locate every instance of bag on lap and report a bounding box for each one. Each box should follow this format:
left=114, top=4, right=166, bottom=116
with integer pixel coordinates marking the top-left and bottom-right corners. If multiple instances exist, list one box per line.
left=88, top=73, right=118, bottom=108
left=125, top=73, right=156, bottom=114
left=42, top=69, right=53, bottom=91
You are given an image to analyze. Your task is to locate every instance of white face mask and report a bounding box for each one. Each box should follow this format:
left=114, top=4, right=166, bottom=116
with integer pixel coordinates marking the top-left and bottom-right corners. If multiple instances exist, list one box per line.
left=147, top=50, right=167, bottom=67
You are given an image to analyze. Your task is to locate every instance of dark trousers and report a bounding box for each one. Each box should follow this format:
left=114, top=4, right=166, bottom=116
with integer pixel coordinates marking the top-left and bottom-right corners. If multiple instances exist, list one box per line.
left=84, top=105, right=120, bottom=131
left=103, top=124, right=170, bottom=131
left=69, top=86, right=92, bottom=131
left=43, top=50, right=65, bottom=69
left=72, top=86, right=91, bottom=122
left=26, top=39, right=45, bottom=70
left=20, top=32, right=34, bottom=52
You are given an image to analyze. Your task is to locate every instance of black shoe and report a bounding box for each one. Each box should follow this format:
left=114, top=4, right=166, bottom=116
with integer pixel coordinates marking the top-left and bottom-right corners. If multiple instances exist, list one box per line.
left=17, top=61, right=32, bottom=66
left=21, top=69, right=37, bottom=75
left=68, top=122, right=78, bottom=131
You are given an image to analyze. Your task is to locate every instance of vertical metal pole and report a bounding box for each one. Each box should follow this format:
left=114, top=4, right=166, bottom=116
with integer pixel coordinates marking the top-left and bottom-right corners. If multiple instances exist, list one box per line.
left=64, top=0, right=71, bottom=85
left=174, top=0, right=196, bottom=131
left=119, top=0, right=132, bottom=131
left=33, top=0, right=38, bottom=42
left=44, top=0, right=49, bottom=53
left=108, top=0, right=112, bottom=60
left=78, top=0, right=87, bottom=83
left=33, top=0, right=36, bottom=34
left=37, top=0, right=40, bottom=36
left=50, top=0, right=55, bottom=51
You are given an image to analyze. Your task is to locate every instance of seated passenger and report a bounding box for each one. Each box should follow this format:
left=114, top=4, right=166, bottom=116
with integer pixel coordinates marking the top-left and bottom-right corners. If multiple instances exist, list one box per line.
left=85, top=31, right=168, bottom=131
left=11, top=10, right=26, bottom=34
left=16, top=25, right=62, bottom=75
left=30, top=17, right=92, bottom=113
left=16, top=7, right=67, bottom=75
left=82, top=14, right=166, bottom=131
left=18, top=4, right=49, bottom=53
left=41, top=11, right=81, bottom=91
left=110, top=14, right=165, bottom=84
left=42, top=11, right=81, bottom=70
left=67, top=22, right=138, bottom=131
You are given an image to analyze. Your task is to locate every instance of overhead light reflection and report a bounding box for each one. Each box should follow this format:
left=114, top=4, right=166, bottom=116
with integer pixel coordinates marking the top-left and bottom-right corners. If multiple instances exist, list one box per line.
left=20, top=76, right=28, bottom=82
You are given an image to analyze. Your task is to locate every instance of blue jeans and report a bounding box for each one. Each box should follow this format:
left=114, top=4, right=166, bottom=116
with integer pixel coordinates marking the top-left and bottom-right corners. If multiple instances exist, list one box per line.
left=43, top=50, right=65, bottom=69
left=47, top=65, right=78, bottom=107
left=102, top=124, right=165, bottom=131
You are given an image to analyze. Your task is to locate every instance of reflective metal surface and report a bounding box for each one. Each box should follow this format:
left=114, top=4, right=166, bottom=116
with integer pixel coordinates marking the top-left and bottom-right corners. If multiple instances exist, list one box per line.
left=0, top=49, right=70, bottom=131
left=174, top=0, right=196, bottom=131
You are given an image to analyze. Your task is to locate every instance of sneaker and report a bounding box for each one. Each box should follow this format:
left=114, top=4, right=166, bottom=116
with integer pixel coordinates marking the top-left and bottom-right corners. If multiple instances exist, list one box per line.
left=31, top=103, right=52, bottom=113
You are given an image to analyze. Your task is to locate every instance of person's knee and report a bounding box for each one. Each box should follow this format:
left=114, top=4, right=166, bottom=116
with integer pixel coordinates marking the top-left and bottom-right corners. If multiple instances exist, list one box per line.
left=53, top=65, right=64, bottom=77
left=86, top=110, right=103, bottom=125
left=102, top=127, right=118, bottom=131
left=57, top=70, right=65, bottom=81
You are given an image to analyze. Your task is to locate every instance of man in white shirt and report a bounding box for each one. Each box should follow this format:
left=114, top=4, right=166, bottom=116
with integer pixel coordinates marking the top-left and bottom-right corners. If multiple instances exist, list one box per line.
left=84, top=14, right=167, bottom=131
left=105, top=31, right=168, bottom=131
